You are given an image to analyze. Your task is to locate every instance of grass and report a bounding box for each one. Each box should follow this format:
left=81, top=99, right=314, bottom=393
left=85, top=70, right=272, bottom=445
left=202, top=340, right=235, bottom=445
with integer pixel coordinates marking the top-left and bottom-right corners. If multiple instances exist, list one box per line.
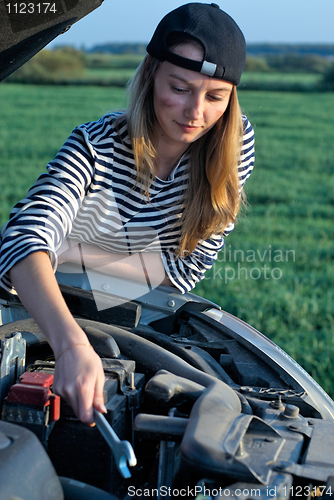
left=240, top=71, right=322, bottom=91
left=0, top=85, right=127, bottom=221
left=78, top=69, right=324, bottom=89
left=0, top=83, right=333, bottom=397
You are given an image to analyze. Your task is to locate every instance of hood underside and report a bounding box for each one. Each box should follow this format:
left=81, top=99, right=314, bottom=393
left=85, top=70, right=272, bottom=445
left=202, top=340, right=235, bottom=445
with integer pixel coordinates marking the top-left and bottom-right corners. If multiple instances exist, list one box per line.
left=0, top=0, right=104, bottom=82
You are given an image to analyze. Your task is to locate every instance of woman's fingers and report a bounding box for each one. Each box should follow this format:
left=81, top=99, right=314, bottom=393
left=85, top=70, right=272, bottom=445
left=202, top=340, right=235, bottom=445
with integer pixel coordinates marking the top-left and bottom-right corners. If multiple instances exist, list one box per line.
left=53, top=345, right=105, bottom=425
left=93, top=368, right=107, bottom=415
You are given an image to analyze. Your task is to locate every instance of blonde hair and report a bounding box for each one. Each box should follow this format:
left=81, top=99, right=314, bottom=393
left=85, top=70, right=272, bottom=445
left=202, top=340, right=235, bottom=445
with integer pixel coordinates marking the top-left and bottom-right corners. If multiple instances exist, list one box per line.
left=125, top=53, right=244, bottom=256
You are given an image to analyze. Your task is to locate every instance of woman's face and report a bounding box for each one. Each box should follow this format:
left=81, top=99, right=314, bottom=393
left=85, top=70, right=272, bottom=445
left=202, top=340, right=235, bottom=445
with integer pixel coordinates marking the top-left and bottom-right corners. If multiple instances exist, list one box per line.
left=153, top=43, right=233, bottom=152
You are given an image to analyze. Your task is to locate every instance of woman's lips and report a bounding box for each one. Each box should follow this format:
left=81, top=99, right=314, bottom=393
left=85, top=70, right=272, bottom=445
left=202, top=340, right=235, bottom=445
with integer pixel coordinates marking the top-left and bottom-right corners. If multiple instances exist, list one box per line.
left=176, top=122, right=200, bottom=133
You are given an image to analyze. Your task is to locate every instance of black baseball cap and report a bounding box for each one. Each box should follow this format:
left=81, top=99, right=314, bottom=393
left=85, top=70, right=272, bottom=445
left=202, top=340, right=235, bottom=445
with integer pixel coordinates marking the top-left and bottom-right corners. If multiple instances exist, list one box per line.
left=147, top=3, right=246, bottom=86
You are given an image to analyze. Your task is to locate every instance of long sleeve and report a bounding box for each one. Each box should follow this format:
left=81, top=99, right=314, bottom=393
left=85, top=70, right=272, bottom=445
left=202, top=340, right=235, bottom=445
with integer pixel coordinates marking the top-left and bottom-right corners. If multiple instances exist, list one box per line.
left=0, top=125, right=95, bottom=292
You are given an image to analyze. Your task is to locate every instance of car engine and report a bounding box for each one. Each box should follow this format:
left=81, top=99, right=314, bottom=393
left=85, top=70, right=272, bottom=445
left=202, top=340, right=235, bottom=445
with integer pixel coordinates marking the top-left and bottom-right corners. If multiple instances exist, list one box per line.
left=1, top=286, right=334, bottom=500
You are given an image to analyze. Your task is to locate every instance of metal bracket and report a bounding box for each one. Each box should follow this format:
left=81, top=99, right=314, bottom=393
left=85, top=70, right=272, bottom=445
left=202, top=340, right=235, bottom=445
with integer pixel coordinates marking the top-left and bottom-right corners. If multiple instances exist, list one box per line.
left=0, top=332, right=26, bottom=407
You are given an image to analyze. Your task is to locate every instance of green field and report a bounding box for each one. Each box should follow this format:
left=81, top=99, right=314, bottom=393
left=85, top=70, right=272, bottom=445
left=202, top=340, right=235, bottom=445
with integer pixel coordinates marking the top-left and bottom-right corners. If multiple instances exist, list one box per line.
left=240, top=71, right=322, bottom=91
left=81, top=69, right=323, bottom=89
left=0, top=84, right=333, bottom=396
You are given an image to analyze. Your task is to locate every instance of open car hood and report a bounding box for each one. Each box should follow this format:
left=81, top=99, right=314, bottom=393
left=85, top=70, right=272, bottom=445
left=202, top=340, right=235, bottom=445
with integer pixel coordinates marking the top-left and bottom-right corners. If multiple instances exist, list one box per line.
left=0, top=0, right=104, bottom=82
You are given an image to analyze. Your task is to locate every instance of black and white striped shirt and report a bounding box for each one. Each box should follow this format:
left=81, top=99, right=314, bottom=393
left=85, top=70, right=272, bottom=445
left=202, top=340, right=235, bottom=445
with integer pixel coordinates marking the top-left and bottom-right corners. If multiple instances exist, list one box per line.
left=0, top=113, right=254, bottom=293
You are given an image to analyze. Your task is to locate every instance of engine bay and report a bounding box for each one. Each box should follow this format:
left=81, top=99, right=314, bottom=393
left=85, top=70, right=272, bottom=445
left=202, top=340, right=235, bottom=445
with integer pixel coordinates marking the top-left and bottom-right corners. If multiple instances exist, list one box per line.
left=1, top=289, right=334, bottom=500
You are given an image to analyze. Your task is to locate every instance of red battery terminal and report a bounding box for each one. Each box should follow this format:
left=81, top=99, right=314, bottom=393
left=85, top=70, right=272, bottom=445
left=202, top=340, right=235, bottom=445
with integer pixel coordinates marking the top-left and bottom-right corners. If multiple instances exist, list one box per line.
left=7, top=372, right=60, bottom=422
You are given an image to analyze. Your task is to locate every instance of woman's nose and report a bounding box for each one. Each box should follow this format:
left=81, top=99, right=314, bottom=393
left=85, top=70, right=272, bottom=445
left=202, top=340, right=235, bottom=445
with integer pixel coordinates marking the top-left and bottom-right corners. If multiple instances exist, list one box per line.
left=185, top=95, right=204, bottom=120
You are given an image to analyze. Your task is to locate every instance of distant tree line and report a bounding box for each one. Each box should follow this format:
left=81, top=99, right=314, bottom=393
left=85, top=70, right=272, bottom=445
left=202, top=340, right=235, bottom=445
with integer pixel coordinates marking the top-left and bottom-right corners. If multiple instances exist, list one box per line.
left=87, top=43, right=146, bottom=55
left=5, top=47, right=86, bottom=84
left=246, top=43, right=334, bottom=58
left=244, top=54, right=331, bottom=74
left=87, top=42, right=334, bottom=88
left=88, top=42, right=334, bottom=59
left=4, top=44, right=334, bottom=90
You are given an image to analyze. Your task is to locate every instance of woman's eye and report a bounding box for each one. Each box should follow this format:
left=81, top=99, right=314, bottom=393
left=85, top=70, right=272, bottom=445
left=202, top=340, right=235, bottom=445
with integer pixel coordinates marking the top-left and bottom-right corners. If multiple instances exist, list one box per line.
left=172, top=86, right=187, bottom=93
left=208, top=91, right=231, bottom=102
left=208, top=94, right=223, bottom=102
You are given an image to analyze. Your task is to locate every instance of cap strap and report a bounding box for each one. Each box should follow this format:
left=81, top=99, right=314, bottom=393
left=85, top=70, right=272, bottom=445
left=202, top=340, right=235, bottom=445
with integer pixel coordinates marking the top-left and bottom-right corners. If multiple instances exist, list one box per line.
left=164, top=50, right=202, bottom=72
left=163, top=50, right=225, bottom=79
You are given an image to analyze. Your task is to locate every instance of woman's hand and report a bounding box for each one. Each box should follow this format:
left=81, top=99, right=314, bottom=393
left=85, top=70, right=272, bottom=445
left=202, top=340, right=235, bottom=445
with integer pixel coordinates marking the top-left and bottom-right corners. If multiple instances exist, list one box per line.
left=8, top=251, right=106, bottom=425
left=53, top=343, right=107, bottom=424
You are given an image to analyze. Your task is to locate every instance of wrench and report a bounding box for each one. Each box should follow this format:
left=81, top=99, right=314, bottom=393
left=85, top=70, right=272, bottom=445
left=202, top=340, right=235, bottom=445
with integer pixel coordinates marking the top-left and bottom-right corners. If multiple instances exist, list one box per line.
left=94, top=408, right=137, bottom=478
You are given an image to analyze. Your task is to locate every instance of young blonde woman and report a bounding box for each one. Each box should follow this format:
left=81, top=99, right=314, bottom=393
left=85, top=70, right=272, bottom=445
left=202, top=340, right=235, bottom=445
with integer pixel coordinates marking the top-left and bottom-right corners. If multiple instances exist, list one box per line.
left=0, top=3, right=254, bottom=424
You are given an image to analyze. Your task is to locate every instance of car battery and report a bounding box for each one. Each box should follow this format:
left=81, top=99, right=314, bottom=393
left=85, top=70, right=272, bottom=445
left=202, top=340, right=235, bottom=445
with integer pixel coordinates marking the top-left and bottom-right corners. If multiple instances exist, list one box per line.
left=45, top=357, right=145, bottom=495
left=1, top=351, right=145, bottom=494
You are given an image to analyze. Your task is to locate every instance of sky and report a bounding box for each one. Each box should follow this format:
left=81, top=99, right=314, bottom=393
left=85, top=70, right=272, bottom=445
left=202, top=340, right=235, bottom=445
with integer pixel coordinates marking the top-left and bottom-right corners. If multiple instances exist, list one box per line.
left=49, top=0, right=334, bottom=50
